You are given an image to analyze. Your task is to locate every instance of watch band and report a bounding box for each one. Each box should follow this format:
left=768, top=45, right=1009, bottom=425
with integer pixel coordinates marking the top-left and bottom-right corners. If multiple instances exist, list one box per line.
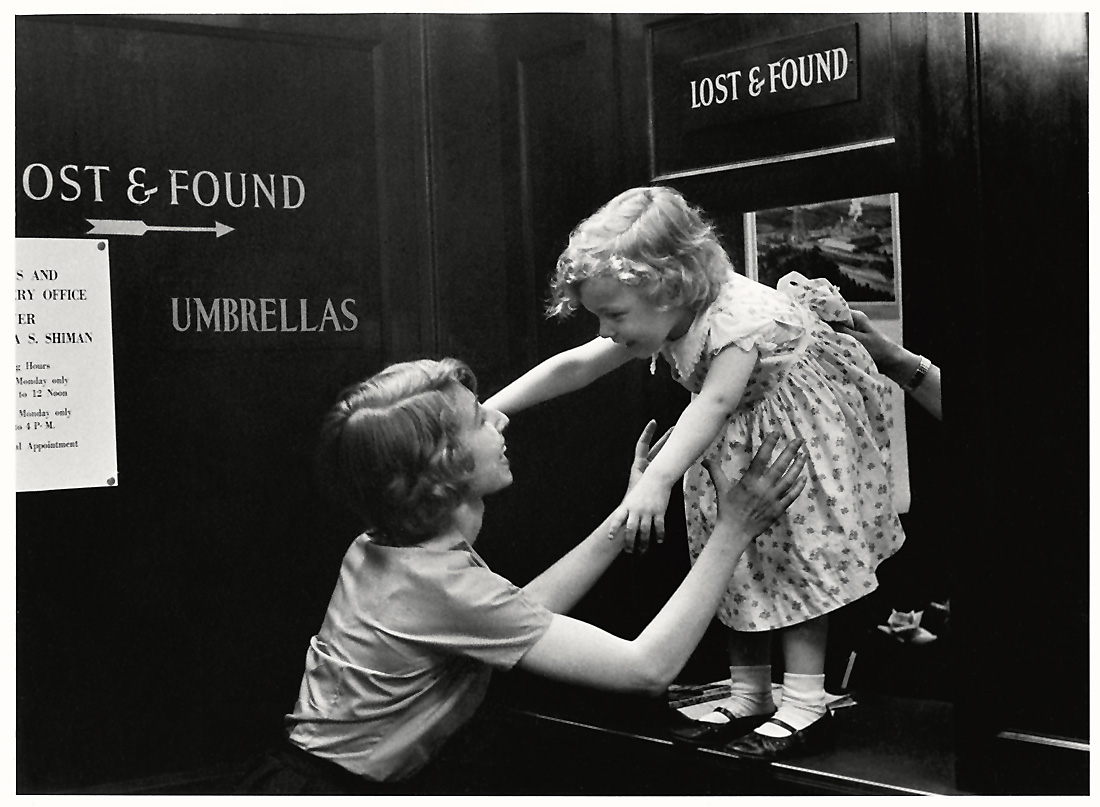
left=902, top=355, right=932, bottom=393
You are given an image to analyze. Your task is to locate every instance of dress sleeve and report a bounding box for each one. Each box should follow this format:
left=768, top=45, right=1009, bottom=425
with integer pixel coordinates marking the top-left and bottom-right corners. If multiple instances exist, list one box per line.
left=777, top=271, right=854, bottom=326
left=414, top=562, right=554, bottom=670
left=704, top=283, right=804, bottom=359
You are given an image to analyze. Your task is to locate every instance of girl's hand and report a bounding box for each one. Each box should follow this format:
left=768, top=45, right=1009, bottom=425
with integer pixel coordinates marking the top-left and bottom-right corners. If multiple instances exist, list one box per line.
left=702, top=432, right=807, bottom=541
left=609, top=476, right=673, bottom=554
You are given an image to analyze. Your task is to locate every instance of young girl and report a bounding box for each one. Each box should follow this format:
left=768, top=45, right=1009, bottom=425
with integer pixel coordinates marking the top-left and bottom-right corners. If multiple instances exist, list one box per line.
left=485, top=186, right=905, bottom=761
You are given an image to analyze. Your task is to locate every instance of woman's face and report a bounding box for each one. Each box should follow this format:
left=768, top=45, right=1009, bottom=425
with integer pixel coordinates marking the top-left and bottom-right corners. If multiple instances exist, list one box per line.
left=579, top=275, right=694, bottom=356
left=451, top=384, right=512, bottom=499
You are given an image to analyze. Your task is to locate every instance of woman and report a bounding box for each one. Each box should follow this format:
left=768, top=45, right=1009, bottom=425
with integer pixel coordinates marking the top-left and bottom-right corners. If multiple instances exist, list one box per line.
left=239, top=357, right=805, bottom=794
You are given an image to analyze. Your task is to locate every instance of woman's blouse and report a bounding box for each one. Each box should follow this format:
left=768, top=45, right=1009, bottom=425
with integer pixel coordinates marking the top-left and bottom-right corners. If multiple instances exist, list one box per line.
left=286, top=531, right=553, bottom=781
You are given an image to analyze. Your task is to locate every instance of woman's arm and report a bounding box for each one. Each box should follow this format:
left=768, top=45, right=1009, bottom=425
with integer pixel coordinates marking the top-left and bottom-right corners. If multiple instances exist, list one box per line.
left=522, top=421, right=667, bottom=613
left=611, top=345, right=757, bottom=550
left=484, top=337, right=632, bottom=416
left=517, top=433, right=806, bottom=694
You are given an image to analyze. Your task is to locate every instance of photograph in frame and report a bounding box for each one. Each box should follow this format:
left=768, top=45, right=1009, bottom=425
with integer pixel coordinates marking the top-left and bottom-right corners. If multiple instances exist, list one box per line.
left=744, top=192, right=901, bottom=321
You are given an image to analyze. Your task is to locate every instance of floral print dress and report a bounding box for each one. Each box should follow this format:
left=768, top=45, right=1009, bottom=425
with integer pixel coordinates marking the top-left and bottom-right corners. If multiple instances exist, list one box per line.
left=660, top=271, right=905, bottom=632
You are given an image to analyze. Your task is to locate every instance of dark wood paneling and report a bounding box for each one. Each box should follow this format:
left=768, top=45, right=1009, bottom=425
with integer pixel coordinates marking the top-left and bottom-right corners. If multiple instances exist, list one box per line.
left=472, top=13, right=689, bottom=641
left=15, top=14, right=426, bottom=791
left=970, top=6, right=1089, bottom=743
left=425, top=14, right=509, bottom=382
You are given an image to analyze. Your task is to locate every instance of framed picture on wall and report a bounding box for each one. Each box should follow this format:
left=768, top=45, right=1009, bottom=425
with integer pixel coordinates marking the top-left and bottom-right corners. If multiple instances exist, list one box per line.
left=743, top=192, right=901, bottom=321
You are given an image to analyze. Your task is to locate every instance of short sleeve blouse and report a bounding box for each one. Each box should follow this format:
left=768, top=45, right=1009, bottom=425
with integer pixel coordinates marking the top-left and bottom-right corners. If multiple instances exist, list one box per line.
left=286, top=532, right=554, bottom=782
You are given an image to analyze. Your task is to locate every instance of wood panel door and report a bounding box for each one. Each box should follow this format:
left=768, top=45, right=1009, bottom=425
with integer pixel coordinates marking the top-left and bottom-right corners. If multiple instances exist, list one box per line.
left=15, top=13, right=429, bottom=791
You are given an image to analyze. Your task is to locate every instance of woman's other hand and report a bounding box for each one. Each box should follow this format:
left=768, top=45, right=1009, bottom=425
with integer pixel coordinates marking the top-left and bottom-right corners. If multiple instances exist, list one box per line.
left=835, top=310, right=906, bottom=377
left=702, top=432, right=806, bottom=541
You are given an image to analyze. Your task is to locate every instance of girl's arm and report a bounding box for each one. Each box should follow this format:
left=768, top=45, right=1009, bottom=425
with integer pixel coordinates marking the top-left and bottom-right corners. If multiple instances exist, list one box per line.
left=517, top=433, right=806, bottom=694
left=612, top=345, right=758, bottom=550
left=484, top=337, right=632, bottom=416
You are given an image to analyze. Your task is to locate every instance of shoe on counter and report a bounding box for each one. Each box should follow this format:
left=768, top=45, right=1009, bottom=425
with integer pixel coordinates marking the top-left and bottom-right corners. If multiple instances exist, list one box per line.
left=722, top=713, right=834, bottom=761
left=667, top=707, right=776, bottom=747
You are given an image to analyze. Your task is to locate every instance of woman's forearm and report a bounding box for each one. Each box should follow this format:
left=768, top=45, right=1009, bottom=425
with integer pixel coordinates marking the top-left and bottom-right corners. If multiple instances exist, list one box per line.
left=522, top=511, right=622, bottom=613
left=873, top=343, right=943, bottom=421
left=629, top=523, right=753, bottom=685
left=518, top=521, right=755, bottom=694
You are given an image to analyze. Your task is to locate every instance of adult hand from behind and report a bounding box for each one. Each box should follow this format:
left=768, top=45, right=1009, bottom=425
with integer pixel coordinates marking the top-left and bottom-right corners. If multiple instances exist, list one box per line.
left=625, top=420, right=672, bottom=493
left=702, top=432, right=807, bottom=541
left=609, top=420, right=674, bottom=551
left=834, top=310, right=904, bottom=371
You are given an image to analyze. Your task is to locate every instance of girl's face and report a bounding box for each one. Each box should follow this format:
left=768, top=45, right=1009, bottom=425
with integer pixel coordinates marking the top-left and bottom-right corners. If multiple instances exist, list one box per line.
left=451, top=384, right=512, bottom=500
left=579, top=275, right=694, bottom=357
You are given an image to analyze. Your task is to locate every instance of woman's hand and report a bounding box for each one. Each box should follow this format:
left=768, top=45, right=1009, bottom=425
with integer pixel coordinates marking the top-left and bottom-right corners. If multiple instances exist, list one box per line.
left=834, top=310, right=907, bottom=376
left=625, top=420, right=671, bottom=492
left=703, top=432, right=807, bottom=542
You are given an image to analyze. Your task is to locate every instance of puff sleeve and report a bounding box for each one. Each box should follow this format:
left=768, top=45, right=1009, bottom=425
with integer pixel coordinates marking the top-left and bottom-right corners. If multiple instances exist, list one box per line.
left=777, top=271, right=854, bottom=326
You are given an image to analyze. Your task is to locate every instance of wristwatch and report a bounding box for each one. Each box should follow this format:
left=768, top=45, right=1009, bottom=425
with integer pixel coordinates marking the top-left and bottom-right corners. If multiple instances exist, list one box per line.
left=902, top=355, right=932, bottom=393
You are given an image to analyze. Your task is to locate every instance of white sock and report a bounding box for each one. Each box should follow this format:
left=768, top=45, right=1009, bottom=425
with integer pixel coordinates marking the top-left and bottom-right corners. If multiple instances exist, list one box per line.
left=755, top=672, right=826, bottom=737
left=697, top=665, right=773, bottom=723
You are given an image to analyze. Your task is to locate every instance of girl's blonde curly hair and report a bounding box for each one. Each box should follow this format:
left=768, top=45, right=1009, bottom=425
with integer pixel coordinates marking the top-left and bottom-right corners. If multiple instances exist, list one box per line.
left=547, top=186, right=732, bottom=319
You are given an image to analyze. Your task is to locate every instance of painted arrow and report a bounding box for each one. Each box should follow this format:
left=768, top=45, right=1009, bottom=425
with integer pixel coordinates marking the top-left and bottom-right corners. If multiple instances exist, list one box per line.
left=86, top=219, right=235, bottom=238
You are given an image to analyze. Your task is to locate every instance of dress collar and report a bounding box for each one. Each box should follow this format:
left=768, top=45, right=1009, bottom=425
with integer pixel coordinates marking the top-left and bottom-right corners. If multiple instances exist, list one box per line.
left=665, top=286, right=729, bottom=380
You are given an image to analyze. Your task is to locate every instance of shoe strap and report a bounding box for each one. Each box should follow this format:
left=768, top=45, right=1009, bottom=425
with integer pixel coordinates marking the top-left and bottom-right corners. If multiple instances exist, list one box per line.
left=765, top=717, right=798, bottom=734
left=713, top=706, right=739, bottom=722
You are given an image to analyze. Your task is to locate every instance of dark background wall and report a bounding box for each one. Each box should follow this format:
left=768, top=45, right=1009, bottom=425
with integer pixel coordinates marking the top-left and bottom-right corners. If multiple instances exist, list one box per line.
left=14, top=12, right=1087, bottom=794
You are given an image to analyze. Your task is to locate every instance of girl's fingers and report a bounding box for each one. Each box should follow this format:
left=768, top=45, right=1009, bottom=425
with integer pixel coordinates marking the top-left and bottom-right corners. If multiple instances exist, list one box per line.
left=607, top=509, right=627, bottom=540
left=623, top=522, right=638, bottom=553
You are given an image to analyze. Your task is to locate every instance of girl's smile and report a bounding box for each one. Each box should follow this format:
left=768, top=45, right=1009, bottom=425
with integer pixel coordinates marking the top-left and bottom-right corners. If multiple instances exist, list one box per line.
left=579, top=276, right=694, bottom=355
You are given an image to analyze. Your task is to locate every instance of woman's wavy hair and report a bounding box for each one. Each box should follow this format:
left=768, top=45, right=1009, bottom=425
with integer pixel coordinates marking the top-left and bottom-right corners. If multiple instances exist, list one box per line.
left=547, top=186, right=733, bottom=319
left=316, top=358, right=479, bottom=546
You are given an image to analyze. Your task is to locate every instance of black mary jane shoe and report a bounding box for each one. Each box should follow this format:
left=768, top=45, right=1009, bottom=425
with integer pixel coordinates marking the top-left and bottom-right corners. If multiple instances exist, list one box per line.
left=667, top=707, right=777, bottom=747
left=723, top=713, right=834, bottom=761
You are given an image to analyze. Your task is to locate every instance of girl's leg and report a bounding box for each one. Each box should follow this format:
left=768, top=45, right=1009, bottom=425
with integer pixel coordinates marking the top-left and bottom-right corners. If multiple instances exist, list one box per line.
left=754, top=614, right=829, bottom=737
left=697, top=628, right=774, bottom=723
